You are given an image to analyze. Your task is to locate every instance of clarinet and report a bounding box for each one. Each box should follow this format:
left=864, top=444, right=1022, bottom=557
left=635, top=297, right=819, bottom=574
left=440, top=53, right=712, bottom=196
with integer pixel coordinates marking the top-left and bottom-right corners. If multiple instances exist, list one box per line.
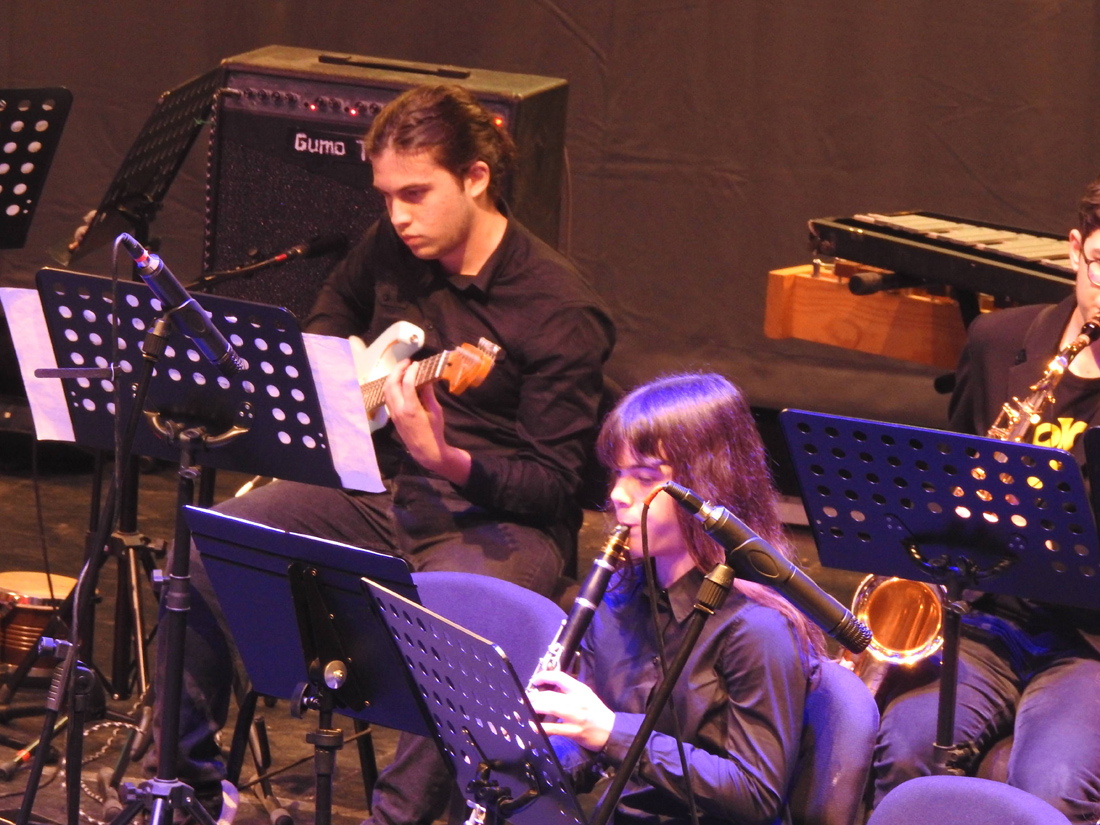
left=529, top=524, right=630, bottom=684
left=464, top=528, right=631, bottom=825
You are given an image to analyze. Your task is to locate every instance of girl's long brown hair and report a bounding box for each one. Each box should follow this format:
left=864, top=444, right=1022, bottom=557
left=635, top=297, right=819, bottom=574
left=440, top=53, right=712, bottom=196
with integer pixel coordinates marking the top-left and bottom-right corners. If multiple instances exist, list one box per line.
left=597, top=372, right=826, bottom=657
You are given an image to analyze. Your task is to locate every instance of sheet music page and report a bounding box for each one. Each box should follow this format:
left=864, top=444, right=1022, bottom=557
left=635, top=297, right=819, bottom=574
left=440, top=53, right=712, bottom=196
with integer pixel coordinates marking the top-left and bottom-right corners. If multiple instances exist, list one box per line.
left=0, top=287, right=75, bottom=442
left=302, top=332, right=384, bottom=493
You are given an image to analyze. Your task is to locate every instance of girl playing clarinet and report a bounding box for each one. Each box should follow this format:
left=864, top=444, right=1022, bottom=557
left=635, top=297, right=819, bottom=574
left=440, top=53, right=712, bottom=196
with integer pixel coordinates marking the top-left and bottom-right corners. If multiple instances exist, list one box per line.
left=528, top=372, right=824, bottom=825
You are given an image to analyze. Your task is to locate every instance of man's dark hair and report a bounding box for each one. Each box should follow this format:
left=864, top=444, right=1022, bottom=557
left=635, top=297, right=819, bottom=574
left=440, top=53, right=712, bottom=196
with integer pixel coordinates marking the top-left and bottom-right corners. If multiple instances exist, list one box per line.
left=1079, top=173, right=1100, bottom=239
left=365, top=85, right=517, bottom=203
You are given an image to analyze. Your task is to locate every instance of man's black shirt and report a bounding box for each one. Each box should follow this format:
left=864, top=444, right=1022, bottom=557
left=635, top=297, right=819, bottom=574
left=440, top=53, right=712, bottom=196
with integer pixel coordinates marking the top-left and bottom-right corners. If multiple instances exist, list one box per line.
left=305, top=215, right=615, bottom=551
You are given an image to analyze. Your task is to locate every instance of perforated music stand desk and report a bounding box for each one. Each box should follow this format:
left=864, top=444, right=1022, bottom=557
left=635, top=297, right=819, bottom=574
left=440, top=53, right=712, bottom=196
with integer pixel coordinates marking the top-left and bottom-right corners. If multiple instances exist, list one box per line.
left=780, top=409, right=1100, bottom=609
left=185, top=506, right=427, bottom=735
left=363, top=579, right=587, bottom=825
left=65, top=69, right=220, bottom=264
left=34, top=266, right=357, bottom=487
left=0, top=87, right=72, bottom=249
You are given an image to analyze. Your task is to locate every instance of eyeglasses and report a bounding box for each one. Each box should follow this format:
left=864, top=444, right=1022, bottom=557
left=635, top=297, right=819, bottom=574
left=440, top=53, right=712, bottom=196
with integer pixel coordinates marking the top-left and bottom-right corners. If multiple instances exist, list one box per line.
left=1083, top=250, right=1100, bottom=286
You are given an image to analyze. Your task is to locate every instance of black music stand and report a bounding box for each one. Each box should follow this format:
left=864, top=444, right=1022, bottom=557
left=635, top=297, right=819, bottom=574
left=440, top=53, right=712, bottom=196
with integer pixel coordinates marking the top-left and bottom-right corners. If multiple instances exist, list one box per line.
left=0, top=87, right=72, bottom=250
left=185, top=507, right=425, bottom=825
left=780, top=409, right=1100, bottom=772
left=7, top=267, right=378, bottom=824
left=362, top=579, right=588, bottom=825
left=3, top=266, right=374, bottom=701
left=32, top=267, right=365, bottom=486
left=1082, top=427, right=1100, bottom=518
left=62, top=69, right=220, bottom=265
left=44, top=66, right=218, bottom=696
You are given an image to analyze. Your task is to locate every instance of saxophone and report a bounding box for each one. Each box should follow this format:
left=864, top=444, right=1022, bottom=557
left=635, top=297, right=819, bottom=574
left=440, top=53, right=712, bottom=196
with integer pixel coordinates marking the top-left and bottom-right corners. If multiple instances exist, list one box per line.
left=987, top=316, right=1100, bottom=442
left=845, top=315, right=1100, bottom=696
left=528, top=524, right=630, bottom=684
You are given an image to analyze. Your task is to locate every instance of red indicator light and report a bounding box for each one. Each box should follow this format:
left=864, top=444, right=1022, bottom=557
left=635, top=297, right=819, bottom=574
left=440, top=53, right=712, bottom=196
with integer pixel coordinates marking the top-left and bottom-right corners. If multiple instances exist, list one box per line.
left=493, top=116, right=505, bottom=128
left=348, top=107, right=359, bottom=117
left=308, top=102, right=318, bottom=112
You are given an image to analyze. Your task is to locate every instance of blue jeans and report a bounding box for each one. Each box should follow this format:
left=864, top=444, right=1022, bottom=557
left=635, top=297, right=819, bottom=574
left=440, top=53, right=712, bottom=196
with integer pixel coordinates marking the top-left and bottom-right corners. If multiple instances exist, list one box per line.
left=156, top=475, right=564, bottom=825
left=873, top=619, right=1100, bottom=822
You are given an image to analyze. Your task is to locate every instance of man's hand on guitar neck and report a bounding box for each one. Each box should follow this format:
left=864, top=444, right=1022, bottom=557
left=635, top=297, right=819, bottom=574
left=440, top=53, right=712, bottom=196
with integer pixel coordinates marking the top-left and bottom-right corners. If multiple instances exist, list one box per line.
left=384, top=359, right=473, bottom=486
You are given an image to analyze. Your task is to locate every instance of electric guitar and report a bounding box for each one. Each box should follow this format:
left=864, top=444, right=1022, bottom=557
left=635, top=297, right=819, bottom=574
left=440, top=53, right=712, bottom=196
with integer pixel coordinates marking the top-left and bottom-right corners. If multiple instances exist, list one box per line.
left=349, top=321, right=501, bottom=431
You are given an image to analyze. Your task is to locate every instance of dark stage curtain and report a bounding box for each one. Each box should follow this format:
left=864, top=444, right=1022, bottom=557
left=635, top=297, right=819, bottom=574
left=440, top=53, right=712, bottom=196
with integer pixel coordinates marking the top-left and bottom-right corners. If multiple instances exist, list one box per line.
left=3, top=1, right=1100, bottom=429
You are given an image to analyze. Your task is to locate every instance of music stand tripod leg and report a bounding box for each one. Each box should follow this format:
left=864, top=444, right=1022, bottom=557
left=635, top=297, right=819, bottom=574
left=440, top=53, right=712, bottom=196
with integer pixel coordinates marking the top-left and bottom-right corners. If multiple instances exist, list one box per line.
left=123, top=538, right=152, bottom=698
left=110, top=428, right=232, bottom=825
left=226, top=677, right=294, bottom=823
left=932, top=578, right=970, bottom=775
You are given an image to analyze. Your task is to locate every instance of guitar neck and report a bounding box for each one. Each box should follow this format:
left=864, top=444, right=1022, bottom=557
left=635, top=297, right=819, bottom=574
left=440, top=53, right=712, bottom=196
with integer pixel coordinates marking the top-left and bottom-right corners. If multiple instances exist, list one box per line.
left=360, top=351, right=449, bottom=413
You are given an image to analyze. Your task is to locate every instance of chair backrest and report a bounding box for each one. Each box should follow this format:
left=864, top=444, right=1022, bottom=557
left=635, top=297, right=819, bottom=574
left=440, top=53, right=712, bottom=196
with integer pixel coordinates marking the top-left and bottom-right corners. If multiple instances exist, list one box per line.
left=411, top=571, right=567, bottom=684
left=867, top=776, right=1071, bottom=825
left=789, top=659, right=880, bottom=825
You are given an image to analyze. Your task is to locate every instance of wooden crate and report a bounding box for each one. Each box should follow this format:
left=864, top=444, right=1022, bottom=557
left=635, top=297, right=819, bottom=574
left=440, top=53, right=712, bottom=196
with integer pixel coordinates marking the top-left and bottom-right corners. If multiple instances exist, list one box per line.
left=764, top=263, right=969, bottom=369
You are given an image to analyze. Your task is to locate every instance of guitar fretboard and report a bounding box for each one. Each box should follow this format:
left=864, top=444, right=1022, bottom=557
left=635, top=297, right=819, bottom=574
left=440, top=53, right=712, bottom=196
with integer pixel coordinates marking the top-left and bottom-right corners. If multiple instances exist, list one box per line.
left=360, top=351, right=448, bottom=414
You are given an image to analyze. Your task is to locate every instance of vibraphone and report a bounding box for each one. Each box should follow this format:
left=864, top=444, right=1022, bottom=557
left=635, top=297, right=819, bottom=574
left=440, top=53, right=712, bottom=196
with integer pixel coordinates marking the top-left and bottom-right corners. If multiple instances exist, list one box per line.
left=809, top=211, right=1075, bottom=306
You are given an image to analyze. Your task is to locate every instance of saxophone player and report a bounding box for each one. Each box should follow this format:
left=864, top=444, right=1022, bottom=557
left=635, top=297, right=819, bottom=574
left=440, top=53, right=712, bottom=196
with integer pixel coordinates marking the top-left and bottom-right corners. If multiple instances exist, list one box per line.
left=528, top=373, right=825, bottom=825
left=872, top=174, right=1100, bottom=822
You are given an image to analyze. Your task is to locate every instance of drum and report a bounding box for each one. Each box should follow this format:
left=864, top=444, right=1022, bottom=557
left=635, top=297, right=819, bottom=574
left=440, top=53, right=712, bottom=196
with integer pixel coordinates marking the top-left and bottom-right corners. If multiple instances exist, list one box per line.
left=0, top=571, right=77, bottom=679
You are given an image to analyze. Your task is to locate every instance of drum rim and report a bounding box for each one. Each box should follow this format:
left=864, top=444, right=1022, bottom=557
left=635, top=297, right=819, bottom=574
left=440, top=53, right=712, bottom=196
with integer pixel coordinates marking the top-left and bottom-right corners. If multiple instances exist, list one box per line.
left=0, top=571, right=77, bottom=607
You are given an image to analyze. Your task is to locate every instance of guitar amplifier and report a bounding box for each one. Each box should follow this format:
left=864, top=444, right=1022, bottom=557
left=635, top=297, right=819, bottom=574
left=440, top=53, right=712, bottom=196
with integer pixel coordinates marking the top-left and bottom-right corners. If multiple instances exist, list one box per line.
left=203, top=45, right=568, bottom=318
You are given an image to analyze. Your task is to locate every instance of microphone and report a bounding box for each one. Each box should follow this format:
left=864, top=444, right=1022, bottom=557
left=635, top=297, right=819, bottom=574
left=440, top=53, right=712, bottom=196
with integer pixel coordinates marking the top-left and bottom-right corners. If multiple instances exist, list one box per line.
left=279, top=233, right=348, bottom=261
left=184, top=233, right=350, bottom=293
left=662, top=482, right=872, bottom=653
left=118, top=234, right=244, bottom=376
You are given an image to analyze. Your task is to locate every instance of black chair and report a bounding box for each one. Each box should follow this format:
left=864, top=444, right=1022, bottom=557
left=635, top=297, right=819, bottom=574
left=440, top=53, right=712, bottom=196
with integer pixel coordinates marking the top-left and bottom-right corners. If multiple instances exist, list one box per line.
left=789, top=659, right=880, bottom=825
left=867, top=776, right=1070, bottom=825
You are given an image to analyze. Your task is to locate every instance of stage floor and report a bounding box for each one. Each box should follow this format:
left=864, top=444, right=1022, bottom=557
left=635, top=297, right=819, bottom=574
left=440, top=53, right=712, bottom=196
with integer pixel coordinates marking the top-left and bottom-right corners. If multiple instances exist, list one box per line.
left=0, top=432, right=859, bottom=825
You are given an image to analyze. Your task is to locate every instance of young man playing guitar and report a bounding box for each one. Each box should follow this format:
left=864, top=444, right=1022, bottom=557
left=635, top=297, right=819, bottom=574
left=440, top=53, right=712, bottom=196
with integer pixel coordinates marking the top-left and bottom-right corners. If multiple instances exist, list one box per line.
left=163, top=84, right=615, bottom=823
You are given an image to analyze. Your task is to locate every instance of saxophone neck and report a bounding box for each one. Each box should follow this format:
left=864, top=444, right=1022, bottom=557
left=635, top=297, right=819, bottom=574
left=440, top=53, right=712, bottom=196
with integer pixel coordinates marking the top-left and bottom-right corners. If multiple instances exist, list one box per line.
left=987, top=314, right=1100, bottom=441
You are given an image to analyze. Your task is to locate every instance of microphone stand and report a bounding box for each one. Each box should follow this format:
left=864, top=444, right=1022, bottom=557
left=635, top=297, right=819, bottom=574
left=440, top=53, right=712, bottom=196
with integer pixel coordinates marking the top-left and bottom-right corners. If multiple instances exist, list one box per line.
left=589, top=563, right=735, bottom=825
left=186, top=235, right=347, bottom=293
left=17, top=315, right=174, bottom=825
left=186, top=258, right=287, bottom=293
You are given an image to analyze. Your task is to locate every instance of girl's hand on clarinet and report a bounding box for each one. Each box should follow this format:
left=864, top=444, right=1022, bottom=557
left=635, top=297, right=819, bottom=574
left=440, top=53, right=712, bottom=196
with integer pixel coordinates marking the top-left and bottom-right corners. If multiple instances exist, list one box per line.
left=527, top=670, right=614, bottom=752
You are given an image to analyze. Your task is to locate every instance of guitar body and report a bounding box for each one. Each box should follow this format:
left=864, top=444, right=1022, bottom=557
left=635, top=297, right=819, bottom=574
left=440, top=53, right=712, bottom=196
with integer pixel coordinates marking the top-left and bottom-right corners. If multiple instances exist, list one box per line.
left=351, top=322, right=500, bottom=433
left=349, top=321, right=426, bottom=431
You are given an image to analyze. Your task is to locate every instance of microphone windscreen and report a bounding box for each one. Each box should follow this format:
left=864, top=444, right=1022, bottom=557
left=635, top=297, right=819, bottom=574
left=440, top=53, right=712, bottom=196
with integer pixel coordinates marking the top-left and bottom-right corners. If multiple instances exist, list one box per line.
left=302, top=233, right=349, bottom=258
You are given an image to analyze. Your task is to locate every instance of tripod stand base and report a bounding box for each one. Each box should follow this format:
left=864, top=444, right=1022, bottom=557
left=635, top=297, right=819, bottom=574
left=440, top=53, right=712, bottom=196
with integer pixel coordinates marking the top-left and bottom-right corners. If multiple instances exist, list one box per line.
left=113, top=778, right=238, bottom=825
left=0, top=814, right=61, bottom=825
